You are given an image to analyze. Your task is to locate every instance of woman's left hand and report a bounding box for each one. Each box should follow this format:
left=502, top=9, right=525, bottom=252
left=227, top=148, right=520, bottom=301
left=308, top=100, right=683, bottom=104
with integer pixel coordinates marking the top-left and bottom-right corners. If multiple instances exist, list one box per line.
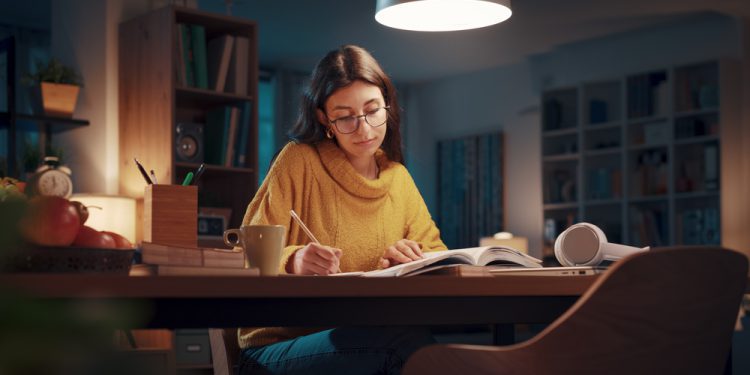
left=378, top=239, right=425, bottom=269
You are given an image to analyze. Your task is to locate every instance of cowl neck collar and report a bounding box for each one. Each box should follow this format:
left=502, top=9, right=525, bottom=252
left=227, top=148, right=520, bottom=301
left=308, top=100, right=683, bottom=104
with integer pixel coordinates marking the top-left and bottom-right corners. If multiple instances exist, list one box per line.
left=316, top=140, right=393, bottom=199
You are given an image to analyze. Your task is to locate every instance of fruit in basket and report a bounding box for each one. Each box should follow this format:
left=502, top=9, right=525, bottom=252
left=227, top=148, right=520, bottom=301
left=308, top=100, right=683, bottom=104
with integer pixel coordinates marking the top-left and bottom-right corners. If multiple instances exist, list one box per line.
left=69, top=200, right=90, bottom=225
left=101, top=231, right=133, bottom=249
left=19, top=196, right=80, bottom=246
left=0, top=177, right=26, bottom=202
left=72, top=225, right=117, bottom=248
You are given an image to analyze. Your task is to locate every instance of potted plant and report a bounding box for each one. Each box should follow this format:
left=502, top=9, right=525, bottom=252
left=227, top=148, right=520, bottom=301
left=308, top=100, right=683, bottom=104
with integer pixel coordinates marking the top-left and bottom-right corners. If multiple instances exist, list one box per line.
left=23, top=58, right=84, bottom=118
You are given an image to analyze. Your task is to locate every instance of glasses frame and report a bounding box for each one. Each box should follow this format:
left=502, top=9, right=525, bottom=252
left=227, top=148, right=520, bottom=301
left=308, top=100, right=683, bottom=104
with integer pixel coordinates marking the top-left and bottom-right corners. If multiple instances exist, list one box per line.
left=328, top=106, right=390, bottom=134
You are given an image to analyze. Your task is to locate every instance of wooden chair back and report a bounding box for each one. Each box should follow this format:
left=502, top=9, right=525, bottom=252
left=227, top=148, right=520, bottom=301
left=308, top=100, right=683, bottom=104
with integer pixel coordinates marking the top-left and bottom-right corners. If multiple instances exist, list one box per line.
left=404, top=247, right=748, bottom=375
left=209, top=328, right=240, bottom=375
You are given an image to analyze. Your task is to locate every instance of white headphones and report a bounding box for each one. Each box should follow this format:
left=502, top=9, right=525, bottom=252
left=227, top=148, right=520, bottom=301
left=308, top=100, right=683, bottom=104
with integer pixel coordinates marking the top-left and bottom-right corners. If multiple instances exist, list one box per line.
left=554, top=222, right=649, bottom=266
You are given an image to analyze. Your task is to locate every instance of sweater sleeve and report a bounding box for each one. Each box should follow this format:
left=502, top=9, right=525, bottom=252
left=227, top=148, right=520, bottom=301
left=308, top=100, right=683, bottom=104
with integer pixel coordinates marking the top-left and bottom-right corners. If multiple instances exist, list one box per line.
left=241, top=144, right=305, bottom=274
left=402, top=167, right=447, bottom=252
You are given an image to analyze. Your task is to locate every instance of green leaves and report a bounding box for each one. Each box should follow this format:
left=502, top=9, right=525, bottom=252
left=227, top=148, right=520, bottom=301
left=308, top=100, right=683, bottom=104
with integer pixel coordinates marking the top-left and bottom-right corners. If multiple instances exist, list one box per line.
left=23, top=58, right=84, bottom=87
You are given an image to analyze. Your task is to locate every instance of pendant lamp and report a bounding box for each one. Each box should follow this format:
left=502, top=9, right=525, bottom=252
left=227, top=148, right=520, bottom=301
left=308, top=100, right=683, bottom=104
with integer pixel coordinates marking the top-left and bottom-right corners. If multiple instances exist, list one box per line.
left=375, top=0, right=512, bottom=32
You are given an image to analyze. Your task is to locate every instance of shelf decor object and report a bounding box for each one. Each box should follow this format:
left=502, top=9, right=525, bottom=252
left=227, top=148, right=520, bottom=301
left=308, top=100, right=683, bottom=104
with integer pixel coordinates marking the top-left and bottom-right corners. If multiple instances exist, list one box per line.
left=24, top=58, right=84, bottom=118
left=375, top=0, right=512, bottom=31
left=0, top=37, right=90, bottom=178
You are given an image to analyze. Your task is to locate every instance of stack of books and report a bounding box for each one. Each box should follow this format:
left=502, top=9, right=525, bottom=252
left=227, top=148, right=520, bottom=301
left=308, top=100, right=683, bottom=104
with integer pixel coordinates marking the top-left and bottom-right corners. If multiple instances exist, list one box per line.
left=131, top=242, right=258, bottom=276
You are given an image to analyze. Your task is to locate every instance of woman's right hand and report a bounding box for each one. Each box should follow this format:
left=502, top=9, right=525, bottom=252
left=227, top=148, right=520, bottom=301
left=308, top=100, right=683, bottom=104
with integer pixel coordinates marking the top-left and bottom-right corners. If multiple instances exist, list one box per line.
left=288, top=243, right=343, bottom=275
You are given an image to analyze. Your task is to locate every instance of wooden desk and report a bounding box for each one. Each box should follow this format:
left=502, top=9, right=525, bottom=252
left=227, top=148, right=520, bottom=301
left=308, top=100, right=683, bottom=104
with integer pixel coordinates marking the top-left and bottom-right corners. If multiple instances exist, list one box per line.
left=1, top=274, right=594, bottom=330
left=2, top=274, right=748, bottom=346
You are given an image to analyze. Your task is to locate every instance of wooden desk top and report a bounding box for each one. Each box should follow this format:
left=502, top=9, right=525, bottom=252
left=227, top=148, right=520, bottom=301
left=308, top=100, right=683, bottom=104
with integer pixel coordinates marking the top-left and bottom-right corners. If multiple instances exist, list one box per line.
left=0, top=274, right=599, bottom=298
left=3, top=274, right=745, bottom=329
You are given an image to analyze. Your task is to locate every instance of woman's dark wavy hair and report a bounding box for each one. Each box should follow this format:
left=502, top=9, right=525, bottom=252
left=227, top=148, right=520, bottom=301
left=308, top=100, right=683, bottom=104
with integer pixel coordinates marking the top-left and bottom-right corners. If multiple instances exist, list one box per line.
left=288, top=45, right=403, bottom=164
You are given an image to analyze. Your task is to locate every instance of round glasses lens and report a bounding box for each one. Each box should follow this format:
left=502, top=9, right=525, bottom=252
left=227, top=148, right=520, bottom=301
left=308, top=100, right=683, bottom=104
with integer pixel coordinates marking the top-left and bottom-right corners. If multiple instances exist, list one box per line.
left=365, top=108, right=387, bottom=126
left=336, top=117, right=358, bottom=133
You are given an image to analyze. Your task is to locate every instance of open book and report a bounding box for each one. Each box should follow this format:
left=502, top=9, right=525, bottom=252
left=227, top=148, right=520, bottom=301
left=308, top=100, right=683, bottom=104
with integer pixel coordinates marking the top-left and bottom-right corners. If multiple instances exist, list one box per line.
left=335, top=246, right=542, bottom=277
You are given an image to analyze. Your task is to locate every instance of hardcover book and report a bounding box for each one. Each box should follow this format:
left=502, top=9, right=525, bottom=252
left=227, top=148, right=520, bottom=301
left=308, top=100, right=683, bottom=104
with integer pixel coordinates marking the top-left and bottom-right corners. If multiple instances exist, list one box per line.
left=140, top=242, right=244, bottom=268
left=130, top=263, right=257, bottom=276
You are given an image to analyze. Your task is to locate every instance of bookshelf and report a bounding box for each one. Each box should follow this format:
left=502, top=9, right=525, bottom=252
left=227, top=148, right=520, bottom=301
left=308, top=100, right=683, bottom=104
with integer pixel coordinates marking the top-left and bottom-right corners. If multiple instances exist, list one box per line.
left=541, top=60, right=738, bottom=257
left=0, top=36, right=90, bottom=178
left=118, top=5, right=259, bottom=247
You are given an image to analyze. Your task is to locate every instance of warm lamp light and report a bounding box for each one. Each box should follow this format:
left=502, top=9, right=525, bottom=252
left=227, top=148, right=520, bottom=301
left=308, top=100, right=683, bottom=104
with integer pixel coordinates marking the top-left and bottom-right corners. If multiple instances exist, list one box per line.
left=375, top=0, right=512, bottom=32
left=70, top=194, right=136, bottom=243
left=480, top=232, right=528, bottom=253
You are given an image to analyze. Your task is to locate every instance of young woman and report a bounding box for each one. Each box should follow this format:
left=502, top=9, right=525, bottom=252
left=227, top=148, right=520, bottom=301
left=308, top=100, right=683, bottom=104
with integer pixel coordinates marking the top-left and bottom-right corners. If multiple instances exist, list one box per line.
left=238, top=45, right=446, bottom=374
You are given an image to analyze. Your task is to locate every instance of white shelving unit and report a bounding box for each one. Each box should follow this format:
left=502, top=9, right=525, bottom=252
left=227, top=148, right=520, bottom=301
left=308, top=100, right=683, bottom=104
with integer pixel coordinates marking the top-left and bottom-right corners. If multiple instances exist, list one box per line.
left=541, top=60, right=736, bottom=257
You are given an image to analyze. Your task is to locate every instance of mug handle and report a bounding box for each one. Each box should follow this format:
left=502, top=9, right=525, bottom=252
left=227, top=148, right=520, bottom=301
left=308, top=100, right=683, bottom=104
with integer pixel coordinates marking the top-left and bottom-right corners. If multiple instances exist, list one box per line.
left=223, top=229, right=242, bottom=248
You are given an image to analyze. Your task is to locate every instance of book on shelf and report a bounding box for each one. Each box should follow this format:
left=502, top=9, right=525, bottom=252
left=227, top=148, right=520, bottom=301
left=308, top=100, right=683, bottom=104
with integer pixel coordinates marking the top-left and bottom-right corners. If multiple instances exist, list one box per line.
left=204, top=106, right=232, bottom=165
left=704, top=143, right=718, bottom=190
left=139, top=241, right=244, bottom=268
left=335, top=247, right=542, bottom=277
left=206, top=34, right=235, bottom=92
left=223, top=106, right=240, bottom=167
left=130, top=263, right=257, bottom=277
left=235, top=101, right=252, bottom=167
left=178, top=23, right=195, bottom=87
left=226, top=35, right=249, bottom=95
left=190, top=24, right=209, bottom=90
left=175, top=23, right=186, bottom=86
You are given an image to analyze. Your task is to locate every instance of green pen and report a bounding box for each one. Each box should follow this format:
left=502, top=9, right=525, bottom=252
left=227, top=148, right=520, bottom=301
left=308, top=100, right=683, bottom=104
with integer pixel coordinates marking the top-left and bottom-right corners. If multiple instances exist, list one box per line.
left=181, top=171, right=194, bottom=186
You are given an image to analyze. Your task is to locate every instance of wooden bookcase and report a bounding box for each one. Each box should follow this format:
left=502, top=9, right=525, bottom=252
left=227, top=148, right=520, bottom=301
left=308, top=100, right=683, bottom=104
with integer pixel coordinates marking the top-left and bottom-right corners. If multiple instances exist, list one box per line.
left=118, top=5, right=258, bottom=247
left=541, top=60, right=740, bottom=257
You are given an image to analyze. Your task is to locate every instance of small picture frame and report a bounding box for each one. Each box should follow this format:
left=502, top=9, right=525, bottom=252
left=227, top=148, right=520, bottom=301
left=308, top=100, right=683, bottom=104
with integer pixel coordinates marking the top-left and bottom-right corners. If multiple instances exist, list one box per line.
left=197, top=215, right=226, bottom=240
left=197, top=207, right=232, bottom=240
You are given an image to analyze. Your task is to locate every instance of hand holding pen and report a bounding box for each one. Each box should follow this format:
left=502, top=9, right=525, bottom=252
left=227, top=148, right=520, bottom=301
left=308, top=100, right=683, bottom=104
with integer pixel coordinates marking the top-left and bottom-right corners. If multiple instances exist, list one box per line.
left=289, top=209, right=342, bottom=275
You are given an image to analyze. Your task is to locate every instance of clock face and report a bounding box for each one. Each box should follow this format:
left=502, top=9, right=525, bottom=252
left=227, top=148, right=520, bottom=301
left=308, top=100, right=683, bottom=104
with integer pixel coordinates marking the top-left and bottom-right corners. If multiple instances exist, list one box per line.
left=37, top=169, right=73, bottom=198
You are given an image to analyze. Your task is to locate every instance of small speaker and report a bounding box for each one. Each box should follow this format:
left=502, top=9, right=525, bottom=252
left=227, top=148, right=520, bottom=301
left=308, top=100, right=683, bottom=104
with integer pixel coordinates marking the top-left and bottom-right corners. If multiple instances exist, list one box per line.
left=175, top=123, right=204, bottom=163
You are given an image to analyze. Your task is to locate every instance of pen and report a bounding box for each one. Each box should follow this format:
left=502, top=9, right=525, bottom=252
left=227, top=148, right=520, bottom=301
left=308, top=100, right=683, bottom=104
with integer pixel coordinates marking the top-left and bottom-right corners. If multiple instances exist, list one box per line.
left=192, top=163, right=206, bottom=185
left=134, top=158, right=153, bottom=185
left=181, top=172, right=194, bottom=186
left=290, top=209, right=320, bottom=244
left=290, top=209, right=341, bottom=273
left=149, top=170, right=158, bottom=184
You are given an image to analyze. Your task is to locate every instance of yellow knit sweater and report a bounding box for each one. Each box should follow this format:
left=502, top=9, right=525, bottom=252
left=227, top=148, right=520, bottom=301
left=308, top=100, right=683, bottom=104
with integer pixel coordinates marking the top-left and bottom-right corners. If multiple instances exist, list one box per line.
left=238, top=140, right=446, bottom=349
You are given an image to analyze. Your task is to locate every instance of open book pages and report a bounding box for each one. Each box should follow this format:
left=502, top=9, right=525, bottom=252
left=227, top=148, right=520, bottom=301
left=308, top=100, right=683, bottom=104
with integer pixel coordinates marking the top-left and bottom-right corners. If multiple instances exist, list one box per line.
left=334, top=246, right=542, bottom=278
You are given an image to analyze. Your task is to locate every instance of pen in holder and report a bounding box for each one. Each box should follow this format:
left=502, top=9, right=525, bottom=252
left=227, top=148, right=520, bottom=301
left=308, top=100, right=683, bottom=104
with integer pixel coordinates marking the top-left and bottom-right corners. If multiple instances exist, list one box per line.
left=144, top=184, right=197, bottom=247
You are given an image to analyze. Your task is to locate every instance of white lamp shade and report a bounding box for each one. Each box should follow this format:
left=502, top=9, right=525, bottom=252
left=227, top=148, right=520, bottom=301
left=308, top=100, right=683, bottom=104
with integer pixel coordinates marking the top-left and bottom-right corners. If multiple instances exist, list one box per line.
left=70, top=194, right=137, bottom=244
left=375, top=0, right=512, bottom=32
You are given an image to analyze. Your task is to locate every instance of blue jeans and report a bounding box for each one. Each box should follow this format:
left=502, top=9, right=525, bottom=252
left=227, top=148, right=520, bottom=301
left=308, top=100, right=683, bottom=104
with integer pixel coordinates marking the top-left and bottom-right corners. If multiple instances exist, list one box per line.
left=238, top=326, right=435, bottom=374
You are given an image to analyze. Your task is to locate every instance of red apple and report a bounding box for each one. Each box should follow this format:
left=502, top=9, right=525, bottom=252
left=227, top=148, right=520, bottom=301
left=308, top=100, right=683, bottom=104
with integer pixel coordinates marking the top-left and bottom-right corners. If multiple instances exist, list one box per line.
left=20, top=196, right=80, bottom=246
left=101, top=231, right=133, bottom=249
left=69, top=201, right=90, bottom=225
left=72, top=225, right=117, bottom=249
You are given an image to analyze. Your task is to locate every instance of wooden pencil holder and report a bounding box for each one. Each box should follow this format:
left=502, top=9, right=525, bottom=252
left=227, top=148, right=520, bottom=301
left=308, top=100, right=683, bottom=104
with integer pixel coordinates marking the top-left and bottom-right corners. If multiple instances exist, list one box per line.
left=144, top=184, right=197, bottom=247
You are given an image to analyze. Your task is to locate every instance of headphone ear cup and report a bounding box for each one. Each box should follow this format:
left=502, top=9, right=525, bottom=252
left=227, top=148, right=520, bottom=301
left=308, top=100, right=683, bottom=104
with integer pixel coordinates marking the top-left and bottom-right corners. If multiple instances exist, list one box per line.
left=553, top=239, right=574, bottom=266
left=555, top=222, right=649, bottom=266
left=554, top=223, right=602, bottom=266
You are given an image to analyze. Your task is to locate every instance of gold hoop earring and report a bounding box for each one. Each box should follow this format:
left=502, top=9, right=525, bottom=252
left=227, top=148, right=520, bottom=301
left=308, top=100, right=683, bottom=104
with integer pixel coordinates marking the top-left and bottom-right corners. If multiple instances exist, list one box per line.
left=326, top=128, right=334, bottom=139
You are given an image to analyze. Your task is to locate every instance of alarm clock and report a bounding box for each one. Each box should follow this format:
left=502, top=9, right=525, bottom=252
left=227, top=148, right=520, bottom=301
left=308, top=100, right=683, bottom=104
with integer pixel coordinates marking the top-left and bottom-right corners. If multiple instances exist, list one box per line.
left=27, top=156, right=74, bottom=198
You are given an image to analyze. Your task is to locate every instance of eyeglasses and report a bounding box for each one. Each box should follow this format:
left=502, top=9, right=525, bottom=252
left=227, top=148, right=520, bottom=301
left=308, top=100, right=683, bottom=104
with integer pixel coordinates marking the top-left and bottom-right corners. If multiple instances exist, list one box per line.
left=328, top=106, right=390, bottom=134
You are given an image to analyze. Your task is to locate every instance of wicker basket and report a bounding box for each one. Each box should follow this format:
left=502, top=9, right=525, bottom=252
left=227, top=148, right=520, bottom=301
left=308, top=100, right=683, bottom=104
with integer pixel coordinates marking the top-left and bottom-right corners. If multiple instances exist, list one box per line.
left=3, top=246, right=134, bottom=274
